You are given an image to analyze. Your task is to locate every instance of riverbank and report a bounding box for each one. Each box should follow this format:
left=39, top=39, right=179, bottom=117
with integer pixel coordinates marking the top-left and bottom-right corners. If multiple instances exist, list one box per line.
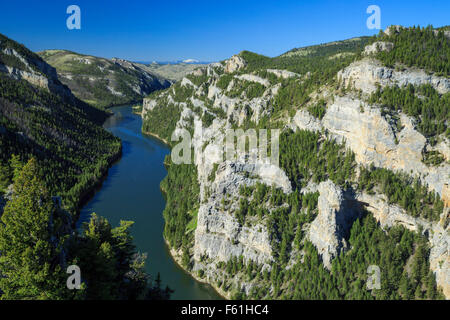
left=165, top=238, right=229, bottom=300
left=80, top=105, right=221, bottom=299
left=74, top=144, right=123, bottom=221
left=72, top=109, right=124, bottom=219
left=142, top=130, right=170, bottom=145
left=151, top=127, right=225, bottom=300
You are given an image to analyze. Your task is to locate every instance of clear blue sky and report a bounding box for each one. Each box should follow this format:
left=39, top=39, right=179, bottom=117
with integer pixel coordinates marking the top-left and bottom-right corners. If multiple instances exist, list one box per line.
left=0, top=0, right=448, bottom=62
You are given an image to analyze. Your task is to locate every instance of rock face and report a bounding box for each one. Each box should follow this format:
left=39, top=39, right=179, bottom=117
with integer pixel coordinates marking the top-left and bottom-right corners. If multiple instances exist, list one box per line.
left=308, top=181, right=361, bottom=269
left=384, top=25, right=402, bottom=37
left=338, top=58, right=450, bottom=95
left=363, top=41, right=394, bottom=55
left=266, top=69, right=300, bottom=79
left=225, top=55, right=247, bottom=73
left=443, top=184, right=450, bottom=208
left=143, top=33, right=450, bottom=298
left=194, top=201, right=273, bottom=266
left=293, top=55, right=449, bottom=297
left=0, top=42, right=72, bottom=99
left=358, top=191, right=450, bottom=299
left=193, top=160, right=278, bottom=279
left=294, top=95, right=449, bottom=197
left=235, top=74, right=270, bottom=87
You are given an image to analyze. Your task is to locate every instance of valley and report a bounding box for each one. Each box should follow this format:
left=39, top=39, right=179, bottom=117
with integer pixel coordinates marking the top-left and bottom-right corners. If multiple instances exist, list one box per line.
left=0, top=23, right=448, bottom=301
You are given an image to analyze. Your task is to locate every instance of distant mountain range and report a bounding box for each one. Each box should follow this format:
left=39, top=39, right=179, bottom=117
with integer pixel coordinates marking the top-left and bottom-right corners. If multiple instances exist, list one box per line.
left=135, top=60, right=212, bottom=65
left=142, top=60, right=212, bottom=81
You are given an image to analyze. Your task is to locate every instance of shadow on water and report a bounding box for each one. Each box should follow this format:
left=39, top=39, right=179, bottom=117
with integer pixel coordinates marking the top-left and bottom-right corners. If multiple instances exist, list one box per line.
left=79, top=105, right=222, bottom=300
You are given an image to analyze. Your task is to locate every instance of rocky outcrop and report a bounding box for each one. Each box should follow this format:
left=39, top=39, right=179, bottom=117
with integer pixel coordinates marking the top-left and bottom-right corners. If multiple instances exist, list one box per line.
left=358, top=191, right=449, bottom=299
left=194, top=203, right=273, bottom=266
left=338, top=58, right=450, bottom=95
left=142, top=30, right=450, bottom=299
left=267, top=69, right=300, bottom=79
left=384, top=25, right=402, bottom=37
left=293, top=109, right=322, bottom=132
left=193, top=160, right=278, bottom=270
left=235, top=74, right=270, bottom=87
left=363, top=41, right=394, bottom=55
left=142, top=98, right=159, bottom=117
left=225, top=55, right=247, bottom=73
left=443, top=184, right=450, bottom=208
left=293, top=95, right=449, bottom=197
left=308, top=181, right=361, bottom=269
left=0, top=47, right=72, bottom=99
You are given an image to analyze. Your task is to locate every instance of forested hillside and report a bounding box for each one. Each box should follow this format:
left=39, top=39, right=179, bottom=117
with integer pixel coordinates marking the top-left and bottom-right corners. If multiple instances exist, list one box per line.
left=375, top=25, right=450, bottom=76
left=0, top=159, right=172, bottom=299
left=0, top=34, right=170, bottom=300
left=141, top=25, right=449, bottom=300
left=0, top=41, right=122, bottom=212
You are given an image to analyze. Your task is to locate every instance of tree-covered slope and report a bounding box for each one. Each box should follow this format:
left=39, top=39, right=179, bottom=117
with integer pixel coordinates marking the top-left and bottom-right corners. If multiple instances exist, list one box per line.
left=0, top=158, right=171, bottom=300
left=0, top=33, right=121, bottom=213
left=141, top=26, right=448, bottom=300
left=372, top=25, right=450, bottom=76
left=0, top=34, right=171, bottom=300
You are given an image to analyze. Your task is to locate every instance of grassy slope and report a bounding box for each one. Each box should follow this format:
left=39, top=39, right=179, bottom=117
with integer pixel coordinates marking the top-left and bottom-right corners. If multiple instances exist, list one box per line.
left=39, top=50, right=170, bottom=109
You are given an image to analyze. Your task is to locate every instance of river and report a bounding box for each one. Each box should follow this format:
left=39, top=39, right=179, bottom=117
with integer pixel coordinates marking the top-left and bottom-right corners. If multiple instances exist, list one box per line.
left=78, top=105, right=222, bottom=300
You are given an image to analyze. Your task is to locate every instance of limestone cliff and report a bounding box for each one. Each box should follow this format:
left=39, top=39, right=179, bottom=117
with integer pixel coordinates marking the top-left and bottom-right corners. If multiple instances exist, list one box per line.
left=142, top=27, right=449, bottom=299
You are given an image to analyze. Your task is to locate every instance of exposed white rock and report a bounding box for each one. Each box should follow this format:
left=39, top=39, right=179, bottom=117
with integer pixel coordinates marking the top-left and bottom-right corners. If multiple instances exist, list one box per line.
left=267, top=69, right=300, bottom=79
left=193, top=158, right=277, bottom=268
left=357, top=191, right=449, bottom=299
left=225, top=55, right=247, bottom=73
left=207, top=85, right=222, bottom=100
left=73, top=57, right=92, bottom=65
left=433, top=29, right=450, bottom=39
left=293, top=109, right=323, bottom=133
left=363, top=41, right=394, bottom=55
left=0, top=48, right=72, bottom=98
left=308, top=180, right=360, bottom=269
left=338, top=58, right=450, bottom=95
left=443, top=184, right=450, bottom=208
left=194, top=203, right=273, bottom=266
left=384, top=25, right=402, bottom=37
left=180, top=77, right=197, bottom=88
left=316, top=96, right=449, bottom=196
left=434, top=137, right=450, bottom=162
left=235, top=74, right=270, bottom=87
left=107, top=85, right=123, bottom=96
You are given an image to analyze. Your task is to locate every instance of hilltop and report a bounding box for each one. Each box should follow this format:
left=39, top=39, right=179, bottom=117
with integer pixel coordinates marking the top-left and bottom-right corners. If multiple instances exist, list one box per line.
left=38, top=49, right=171, bottom=109
left=0, top=33, right=121, bottom=212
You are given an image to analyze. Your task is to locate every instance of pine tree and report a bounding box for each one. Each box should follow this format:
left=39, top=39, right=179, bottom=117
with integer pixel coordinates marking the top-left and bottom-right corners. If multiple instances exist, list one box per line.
left=0, top=161, right=11, bottom=194
left=0, top=158, right=72, bottom=299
